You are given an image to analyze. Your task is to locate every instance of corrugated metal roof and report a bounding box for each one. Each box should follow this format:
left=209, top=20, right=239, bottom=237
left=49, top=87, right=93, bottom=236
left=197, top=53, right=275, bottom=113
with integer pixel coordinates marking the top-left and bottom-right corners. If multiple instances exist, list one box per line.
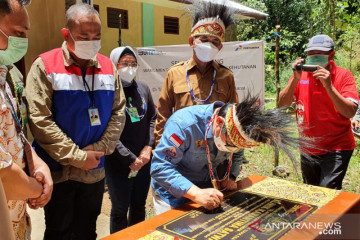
left=131, top=0, right=268, bottom=20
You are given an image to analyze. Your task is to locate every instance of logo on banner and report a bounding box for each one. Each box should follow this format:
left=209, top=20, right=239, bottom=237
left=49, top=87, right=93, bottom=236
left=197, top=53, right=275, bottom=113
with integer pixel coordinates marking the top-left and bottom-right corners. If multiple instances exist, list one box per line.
left=235, top=45, right=260, bottom=51
left=235, top=45, right=243, bottom=51
left=138, top=49, right=165, bottom=56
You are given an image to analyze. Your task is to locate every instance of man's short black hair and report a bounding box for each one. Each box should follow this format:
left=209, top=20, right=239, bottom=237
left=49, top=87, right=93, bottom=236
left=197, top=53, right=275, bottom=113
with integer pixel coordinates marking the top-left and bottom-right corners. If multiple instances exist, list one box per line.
left=218, top=103, right=234, bottom=118
left=0, top=0, right=31, bottom=16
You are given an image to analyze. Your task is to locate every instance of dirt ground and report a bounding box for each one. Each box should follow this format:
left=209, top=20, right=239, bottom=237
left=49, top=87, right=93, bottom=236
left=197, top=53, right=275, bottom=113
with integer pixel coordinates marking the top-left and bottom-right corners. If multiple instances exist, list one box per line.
left=29, top=186, right=154, bottom=240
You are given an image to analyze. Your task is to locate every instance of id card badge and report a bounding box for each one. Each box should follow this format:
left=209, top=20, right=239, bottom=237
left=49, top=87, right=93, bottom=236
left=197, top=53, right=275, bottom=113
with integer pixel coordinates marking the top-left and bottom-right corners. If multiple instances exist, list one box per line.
left=88, top=108, right=101, bottom=126
left=128, top=107, right=140, bottom=122
left=128, top=170, right=138, bottom=178
left=19, top=102, right=28, bottom=125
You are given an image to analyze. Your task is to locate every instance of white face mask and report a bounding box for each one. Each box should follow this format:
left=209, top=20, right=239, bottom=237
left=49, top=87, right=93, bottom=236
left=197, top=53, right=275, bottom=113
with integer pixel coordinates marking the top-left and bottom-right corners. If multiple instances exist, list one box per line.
left=213, top=122, right=240, bottom=153
left=119, top=66, right=137, bottom=82
left=194, top=41, right=219, bottom=63
left=69, top=31, right=101, bottom=60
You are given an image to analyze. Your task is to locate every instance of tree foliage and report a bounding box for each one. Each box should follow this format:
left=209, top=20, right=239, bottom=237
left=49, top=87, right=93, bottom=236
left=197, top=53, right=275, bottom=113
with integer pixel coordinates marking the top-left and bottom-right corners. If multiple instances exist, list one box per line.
left=235, top=0, right=360, bottom=93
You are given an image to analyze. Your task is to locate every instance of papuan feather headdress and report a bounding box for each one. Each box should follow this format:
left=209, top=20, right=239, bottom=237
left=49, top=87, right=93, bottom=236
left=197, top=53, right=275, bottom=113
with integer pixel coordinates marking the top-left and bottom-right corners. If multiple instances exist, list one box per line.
left=190, top=0, right=234, bottom=42
left=219, top=95, right=320, bottom=172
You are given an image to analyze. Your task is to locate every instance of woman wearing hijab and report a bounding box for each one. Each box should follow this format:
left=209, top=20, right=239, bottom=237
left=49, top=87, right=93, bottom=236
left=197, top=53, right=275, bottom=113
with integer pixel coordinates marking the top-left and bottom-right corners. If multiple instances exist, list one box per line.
left=106, top=46, right=157, bottom=233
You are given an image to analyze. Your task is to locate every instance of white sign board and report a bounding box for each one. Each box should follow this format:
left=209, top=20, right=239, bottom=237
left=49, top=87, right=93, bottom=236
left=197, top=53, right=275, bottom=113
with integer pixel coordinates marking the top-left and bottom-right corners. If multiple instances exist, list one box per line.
left=135, top=41, right=264, bottom=105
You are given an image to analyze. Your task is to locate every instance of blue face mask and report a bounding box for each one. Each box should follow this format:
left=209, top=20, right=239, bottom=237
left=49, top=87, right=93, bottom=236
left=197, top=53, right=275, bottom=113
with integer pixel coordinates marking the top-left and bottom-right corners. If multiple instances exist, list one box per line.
left=0, top=28, right=28, bottom=65
left=307, top=54, right=329, bottom=67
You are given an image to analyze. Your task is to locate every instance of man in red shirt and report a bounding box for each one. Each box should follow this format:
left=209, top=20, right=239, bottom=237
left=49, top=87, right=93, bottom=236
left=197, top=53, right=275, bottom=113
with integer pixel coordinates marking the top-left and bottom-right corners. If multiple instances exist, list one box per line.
left=279, top=34, right=359, bottom=190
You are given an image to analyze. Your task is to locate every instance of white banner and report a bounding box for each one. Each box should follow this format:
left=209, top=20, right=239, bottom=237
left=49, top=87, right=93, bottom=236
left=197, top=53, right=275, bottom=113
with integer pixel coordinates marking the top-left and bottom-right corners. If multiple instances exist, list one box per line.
left=135, top=41, right=264, bottom=105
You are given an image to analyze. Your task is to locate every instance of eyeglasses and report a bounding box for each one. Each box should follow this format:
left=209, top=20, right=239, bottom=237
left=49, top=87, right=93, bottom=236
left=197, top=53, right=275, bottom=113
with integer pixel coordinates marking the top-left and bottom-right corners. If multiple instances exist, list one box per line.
left=118, top=61, right=138, bottom=68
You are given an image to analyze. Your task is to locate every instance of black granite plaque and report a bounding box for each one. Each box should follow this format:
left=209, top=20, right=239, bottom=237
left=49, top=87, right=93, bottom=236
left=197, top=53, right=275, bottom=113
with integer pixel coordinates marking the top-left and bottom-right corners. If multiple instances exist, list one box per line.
left=157, top=190, right=318, bottom=240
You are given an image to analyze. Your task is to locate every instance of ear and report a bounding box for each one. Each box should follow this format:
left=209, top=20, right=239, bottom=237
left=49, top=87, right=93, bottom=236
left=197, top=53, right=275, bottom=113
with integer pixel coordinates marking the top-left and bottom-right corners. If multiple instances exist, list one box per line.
left=213, top=116, right=224, bottom=137
left=189, top=36, right=195, bottom=48
left=215, top=116, right=225, bottom=125
left=61, top=28, right=69, bottom=41
left=218, top=43, right=223, bottom=51
left=329, top=50, right=335, bottom=60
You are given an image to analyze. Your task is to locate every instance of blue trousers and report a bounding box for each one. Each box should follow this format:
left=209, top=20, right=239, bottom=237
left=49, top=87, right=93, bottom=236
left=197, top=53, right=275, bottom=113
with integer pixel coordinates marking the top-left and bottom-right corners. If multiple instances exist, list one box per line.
left=301, top=150, right=353, bottom=190
left=105, top=162, right=151, bottom=234
left=43, top=179, right=104, bottom=240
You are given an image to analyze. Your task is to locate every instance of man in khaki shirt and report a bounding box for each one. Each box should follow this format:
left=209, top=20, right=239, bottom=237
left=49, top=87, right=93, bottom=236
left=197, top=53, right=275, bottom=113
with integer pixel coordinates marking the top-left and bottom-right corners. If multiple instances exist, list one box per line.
left=154, top=1, right=239, bottom=146
left=26, top=3, right=125, bottom=240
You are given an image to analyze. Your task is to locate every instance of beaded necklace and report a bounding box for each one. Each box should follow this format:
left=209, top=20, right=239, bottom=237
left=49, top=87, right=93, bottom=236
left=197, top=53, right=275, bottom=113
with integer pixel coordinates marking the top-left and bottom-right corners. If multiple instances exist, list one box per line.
left=204, top=110, right=233, bottom=190
left=185, top=60, right=216, bottom=104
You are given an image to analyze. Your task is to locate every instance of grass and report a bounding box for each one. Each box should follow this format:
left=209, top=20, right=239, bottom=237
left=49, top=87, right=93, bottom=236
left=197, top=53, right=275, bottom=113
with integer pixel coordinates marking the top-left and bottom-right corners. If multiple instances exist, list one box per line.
left=343, top=144, right=360, bottom=193
left=144, top=98, right=360, bottom=219
left=240, top=144, right=360, bottom=194
left=240, top=97, right=360, bottom=194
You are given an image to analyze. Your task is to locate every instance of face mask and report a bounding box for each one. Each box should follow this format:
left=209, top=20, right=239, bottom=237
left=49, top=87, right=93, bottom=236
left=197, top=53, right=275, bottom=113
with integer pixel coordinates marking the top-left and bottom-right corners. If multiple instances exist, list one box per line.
left=213, top=122, right=239, bottom=153
left=307, top=54, right=329, bottom=67
left=69, top=31, right=101, bottom=60
left=0, top=29, right=28, bottom=65
left=119, top=66, right=137, bottom=82
left=194, top=41, right=219, bottom=63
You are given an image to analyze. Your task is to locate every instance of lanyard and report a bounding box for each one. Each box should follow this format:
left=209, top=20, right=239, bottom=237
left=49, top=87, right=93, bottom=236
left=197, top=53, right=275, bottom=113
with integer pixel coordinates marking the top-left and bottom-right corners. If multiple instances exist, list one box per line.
left=137, top=87, right=147, bottom=117
left=4, top=90, right=22, bottom=133
left=83, top=66, right=96, bottom=108
left=204, top=110, right=233, bottom=191
left=125, top=87, right=147, bottom=119
left=8, top=70, right=25, bottom=130
left=185, top=60, right=216, bottom=104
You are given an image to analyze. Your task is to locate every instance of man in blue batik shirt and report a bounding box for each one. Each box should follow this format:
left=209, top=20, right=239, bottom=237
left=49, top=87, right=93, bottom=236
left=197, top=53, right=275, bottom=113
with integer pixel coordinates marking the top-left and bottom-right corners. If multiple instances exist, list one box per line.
left=151, top=101, right=245, bottom=215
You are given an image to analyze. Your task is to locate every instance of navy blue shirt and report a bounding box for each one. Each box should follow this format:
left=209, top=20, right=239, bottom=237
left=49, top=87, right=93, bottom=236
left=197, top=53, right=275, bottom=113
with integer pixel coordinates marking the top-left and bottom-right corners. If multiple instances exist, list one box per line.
left=105, top=79, right=156, bottom=175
